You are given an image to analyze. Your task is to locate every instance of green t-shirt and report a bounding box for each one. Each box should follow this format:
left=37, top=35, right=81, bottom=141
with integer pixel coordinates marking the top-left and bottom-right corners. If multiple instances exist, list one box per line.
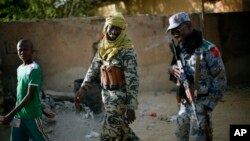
left=15, top=61, right=43, bottom=119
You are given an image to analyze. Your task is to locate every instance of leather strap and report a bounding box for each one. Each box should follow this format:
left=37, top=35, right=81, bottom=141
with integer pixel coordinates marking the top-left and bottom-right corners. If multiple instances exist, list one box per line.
left=194, top=48, right=201, bottom=98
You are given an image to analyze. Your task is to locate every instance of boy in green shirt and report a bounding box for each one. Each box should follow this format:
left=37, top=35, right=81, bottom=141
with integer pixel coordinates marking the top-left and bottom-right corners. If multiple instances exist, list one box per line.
left=0, top=39, right=48, bottom=141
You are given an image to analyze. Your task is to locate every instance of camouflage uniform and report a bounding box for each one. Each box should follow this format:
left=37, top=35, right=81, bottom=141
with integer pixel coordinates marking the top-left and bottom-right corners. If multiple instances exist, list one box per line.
left=169, top=30, right=227, bottom=141
left=81, top=48, right=140, bottom=141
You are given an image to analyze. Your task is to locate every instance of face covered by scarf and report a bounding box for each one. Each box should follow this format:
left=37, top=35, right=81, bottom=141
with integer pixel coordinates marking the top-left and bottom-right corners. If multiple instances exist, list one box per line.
left=98, top=12, right=134, bottom=61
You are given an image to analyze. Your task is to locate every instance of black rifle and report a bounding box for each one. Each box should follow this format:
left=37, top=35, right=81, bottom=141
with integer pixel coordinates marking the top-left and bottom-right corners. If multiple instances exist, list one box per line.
left=169, top=40, right=200, bottom=128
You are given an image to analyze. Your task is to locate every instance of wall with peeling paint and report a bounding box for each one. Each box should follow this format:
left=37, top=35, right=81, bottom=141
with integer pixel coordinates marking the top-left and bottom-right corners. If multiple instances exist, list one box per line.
left=0, top=12, right=249, bottom=97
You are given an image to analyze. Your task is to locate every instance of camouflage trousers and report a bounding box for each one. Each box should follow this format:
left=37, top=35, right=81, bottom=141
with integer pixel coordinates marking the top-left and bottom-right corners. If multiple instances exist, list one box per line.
left=100, top=89, right=140, bottom=141
left=176, top=99, right=213, bottom=141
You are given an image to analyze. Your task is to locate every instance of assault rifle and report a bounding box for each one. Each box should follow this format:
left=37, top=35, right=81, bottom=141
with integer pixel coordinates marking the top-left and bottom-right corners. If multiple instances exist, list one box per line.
left=169, top=40, right=201, bottom=128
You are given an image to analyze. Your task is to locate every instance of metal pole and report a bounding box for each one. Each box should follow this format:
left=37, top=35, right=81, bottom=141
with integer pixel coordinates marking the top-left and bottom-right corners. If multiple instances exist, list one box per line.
left=201, top=0, right=206, bottom=38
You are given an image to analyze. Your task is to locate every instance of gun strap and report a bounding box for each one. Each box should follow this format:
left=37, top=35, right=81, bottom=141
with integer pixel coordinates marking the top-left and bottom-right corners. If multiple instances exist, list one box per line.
left=194, top=48, right=201, bottom=98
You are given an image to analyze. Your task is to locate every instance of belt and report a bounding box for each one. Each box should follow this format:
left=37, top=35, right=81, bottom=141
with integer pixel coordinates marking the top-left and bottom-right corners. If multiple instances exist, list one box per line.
left=102, top=84, right=126, bottom=92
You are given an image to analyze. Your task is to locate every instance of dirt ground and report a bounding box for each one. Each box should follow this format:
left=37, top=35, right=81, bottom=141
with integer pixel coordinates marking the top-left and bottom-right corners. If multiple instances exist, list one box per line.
left=1, top=85, right=250, bottom=141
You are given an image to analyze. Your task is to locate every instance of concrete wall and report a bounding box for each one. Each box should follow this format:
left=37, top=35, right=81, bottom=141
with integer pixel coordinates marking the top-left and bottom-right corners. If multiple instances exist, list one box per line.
left=0, top=16, right=179, bottom=94
left=0, top=12, right=249, bottom=97
left=0, top=18, right=105, bottom=94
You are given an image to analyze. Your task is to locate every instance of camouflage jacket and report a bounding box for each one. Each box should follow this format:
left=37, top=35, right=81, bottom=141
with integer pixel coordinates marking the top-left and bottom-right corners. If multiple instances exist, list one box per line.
left=81, top=48, right=139, bottom=110
left=170, top=37, right=227, bottom=110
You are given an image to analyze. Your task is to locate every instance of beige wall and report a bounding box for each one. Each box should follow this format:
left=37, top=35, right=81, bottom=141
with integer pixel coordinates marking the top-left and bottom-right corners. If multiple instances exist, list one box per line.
left=0, top=18, right=104, bottom=93
left=0, top=16, right=178, bottom=94
left=1, top=12, right=249, bottom=97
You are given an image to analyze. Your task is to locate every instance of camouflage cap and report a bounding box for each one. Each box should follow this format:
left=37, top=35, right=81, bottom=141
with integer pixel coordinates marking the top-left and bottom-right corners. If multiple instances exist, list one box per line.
left=167, top=12, right=191, bottom=31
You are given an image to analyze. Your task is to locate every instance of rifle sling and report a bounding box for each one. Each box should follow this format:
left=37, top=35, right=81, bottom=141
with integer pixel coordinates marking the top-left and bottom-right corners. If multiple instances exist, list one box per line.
left=194, top=48, right=201, bottom=98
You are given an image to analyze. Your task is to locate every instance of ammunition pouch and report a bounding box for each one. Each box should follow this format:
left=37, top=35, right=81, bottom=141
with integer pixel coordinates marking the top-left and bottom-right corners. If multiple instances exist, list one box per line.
left=100, top=65, right=125, bottom=90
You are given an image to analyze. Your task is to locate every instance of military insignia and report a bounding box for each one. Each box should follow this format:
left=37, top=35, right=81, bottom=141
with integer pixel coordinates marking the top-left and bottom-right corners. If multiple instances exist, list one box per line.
left=210, top=47, right=220, bottom=58
left=202, top=40, right=220, bottom=58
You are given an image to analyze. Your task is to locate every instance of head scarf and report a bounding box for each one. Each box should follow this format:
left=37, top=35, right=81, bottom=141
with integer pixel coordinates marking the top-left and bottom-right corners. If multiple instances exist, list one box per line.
left=98, top=12, right=134, bottom=61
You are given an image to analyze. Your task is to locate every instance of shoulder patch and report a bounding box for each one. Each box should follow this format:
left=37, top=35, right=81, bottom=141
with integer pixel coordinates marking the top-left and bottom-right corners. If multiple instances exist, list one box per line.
left=210, top=47, right=220, bottom=58
left=202, top=40, right=220, bottom=57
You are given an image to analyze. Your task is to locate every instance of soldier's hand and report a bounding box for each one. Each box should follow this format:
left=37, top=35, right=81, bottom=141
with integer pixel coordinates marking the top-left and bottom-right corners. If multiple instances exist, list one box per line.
left=127, top=109, right=136, bottom=124
left=168, top=65, right=182, bottom=79
left=74, top=87, right=86, bottom=114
